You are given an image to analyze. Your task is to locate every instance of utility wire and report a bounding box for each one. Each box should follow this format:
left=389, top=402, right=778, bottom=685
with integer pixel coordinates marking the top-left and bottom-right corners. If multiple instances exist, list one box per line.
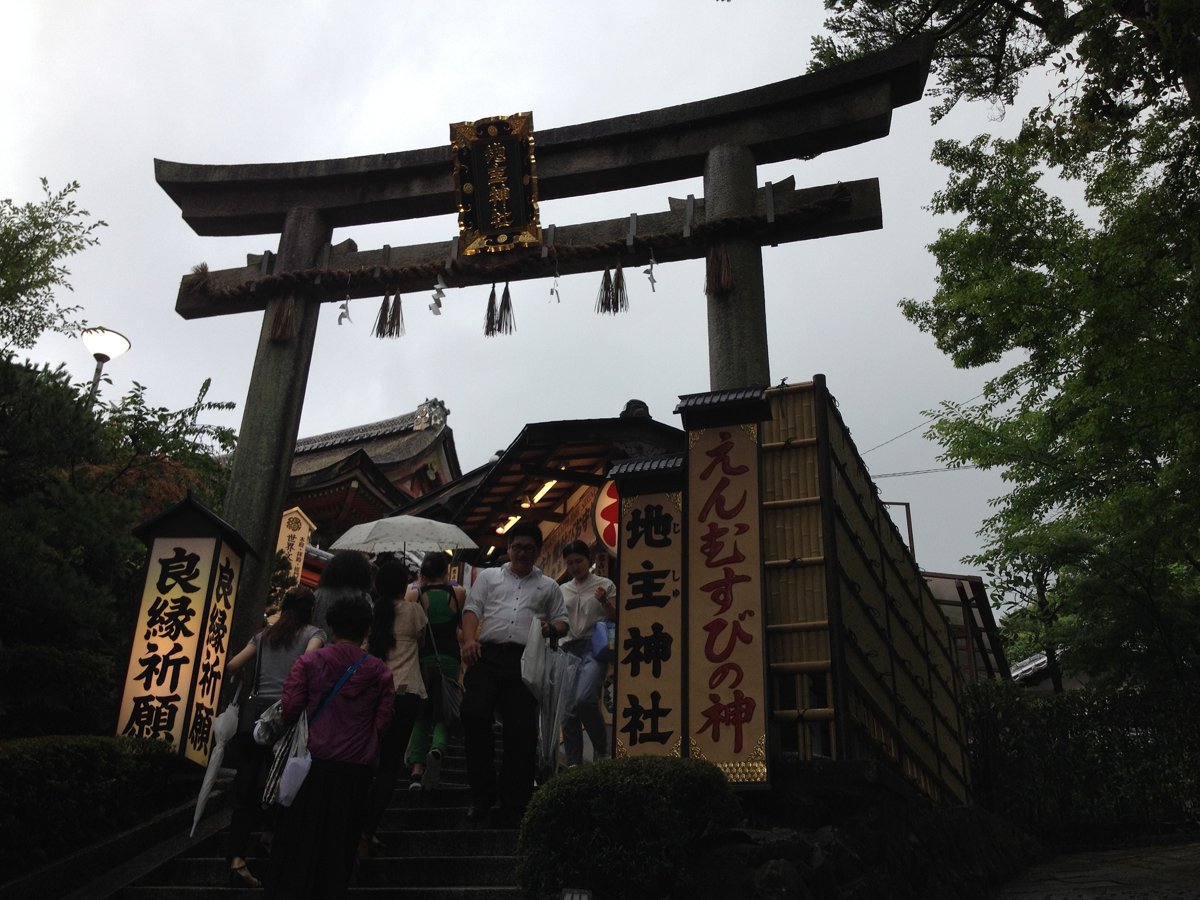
left=861, top=418, right=933, bottom=455
left=874, top=464, right=981, bottom=479
left=861, top=389, right=989, bottom=456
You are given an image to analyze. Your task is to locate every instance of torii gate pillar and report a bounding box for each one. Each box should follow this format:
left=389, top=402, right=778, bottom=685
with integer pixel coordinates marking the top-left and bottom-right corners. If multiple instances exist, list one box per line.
left=222, top=206, right=328, bottom=652
left=704, top=144, right=770, bottom=390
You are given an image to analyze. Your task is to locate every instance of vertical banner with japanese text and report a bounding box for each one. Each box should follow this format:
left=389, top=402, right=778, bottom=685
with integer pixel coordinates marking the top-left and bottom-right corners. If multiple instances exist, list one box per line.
left=184, top=541, right=242, bottom=766
left=616, top=490, right=684, bottom=758
left=686, top=424, right=769, bottom=783
left=275, top=506, right=315, bottom=590
left=117, top=536, right=241, bottom=766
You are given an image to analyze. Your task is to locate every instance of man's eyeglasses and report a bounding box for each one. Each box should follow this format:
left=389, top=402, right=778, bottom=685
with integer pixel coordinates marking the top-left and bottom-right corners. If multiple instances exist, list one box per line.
left=508, top=543, right=538, bottom=554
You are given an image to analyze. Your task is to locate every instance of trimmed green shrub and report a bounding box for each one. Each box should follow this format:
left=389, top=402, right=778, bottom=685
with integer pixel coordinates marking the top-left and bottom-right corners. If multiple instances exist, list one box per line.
left=965, top=681, right=1200, bottom=841
left=0, top=645, right=120, bottom=737
left=518, top=757, right=741, bottom=900
left=0, top=734, right=196, bottom=876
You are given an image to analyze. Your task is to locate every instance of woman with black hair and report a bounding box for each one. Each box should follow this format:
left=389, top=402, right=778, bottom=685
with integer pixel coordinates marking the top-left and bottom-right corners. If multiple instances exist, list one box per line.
left=559, top=539, right=616, bottom=767
left=267, top=596, right=395, bottom=899
left=313, top=550, right=374, bottom=633
left=224, top=586, right=326, bottom=888
left=361, top=561, right=427, bottom=850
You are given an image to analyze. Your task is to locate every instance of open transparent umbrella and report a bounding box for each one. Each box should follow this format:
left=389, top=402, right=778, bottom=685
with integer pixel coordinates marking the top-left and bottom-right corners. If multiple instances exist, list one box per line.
left=191, top=697, right=240, bottom=836
left=330, top=514, right=477, bottom=555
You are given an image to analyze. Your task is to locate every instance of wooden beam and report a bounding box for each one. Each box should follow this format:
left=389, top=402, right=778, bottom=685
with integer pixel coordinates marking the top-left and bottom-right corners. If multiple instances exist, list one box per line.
left=175, top=178, right=881, bottom=319
left=155, top=36, right=933, bottom=237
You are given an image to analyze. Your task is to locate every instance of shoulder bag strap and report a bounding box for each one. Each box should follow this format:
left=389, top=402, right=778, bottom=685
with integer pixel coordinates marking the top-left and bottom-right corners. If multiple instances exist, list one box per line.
left=249, top=632, right=264, bottom=699
left=310, top=652, right=370, bottom=724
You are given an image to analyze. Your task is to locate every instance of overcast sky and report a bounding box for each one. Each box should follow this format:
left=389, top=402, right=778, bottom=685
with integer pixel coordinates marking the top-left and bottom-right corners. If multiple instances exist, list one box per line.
left=6, top=1, right=1038, bottom=581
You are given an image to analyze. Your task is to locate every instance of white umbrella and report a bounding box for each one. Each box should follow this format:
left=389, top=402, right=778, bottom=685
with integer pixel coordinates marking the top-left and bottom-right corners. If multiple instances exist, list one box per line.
left=191, top=697, right=240, bottom=836
left=330, top=514, right=477, bottom=554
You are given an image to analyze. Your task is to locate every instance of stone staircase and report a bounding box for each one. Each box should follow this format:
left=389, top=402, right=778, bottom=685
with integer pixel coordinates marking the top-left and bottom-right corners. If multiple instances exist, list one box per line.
left=112, top=738, right=520, bottom=898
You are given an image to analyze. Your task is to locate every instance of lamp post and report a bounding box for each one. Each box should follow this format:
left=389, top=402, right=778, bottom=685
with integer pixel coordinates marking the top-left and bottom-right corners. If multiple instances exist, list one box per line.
left=81, top=326, right=131, bottom=404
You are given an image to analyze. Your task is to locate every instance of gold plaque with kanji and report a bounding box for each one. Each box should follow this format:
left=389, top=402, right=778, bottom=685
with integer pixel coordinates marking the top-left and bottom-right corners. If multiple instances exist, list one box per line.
left=451, top=113, right=541, bottom=255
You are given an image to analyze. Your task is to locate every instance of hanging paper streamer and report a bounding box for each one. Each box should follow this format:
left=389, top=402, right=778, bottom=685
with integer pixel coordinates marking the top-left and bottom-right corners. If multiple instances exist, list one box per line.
left=643, top=248, right=657, bottom=293
left=337, top=295, right=353, bottom=325
left=496, top=282, right=515, bottom=334
left=594, top=268, right=614, bottom=314
left=484, top=283, right=498, bottom=336
left=550, top=256, right=561, bottom=303
left=430, top=274, right=446, bottom=316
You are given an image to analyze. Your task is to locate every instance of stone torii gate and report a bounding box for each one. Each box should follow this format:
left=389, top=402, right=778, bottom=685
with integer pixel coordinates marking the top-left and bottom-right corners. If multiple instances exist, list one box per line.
left=156, top=37, right=934, bottom=654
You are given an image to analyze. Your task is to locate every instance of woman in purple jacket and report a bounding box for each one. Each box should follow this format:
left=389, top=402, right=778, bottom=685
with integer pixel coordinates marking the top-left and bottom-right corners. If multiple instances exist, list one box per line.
left=266, top=596, right=394, bottom=899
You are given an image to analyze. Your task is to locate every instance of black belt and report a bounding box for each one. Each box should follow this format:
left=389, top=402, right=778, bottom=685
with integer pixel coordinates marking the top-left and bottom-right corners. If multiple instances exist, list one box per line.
left=480, top=641, right=526, bottom=661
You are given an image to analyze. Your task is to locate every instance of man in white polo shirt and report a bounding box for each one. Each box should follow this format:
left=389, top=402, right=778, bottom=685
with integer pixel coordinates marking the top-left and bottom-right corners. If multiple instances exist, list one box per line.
left=460, top=520, right=568, bottom=824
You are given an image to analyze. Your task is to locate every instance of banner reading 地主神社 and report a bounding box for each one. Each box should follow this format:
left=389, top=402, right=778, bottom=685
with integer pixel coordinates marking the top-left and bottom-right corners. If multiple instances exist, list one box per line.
left=614, top=485, right=685, bottom=759
left=681, top=390, right=770, bottom=784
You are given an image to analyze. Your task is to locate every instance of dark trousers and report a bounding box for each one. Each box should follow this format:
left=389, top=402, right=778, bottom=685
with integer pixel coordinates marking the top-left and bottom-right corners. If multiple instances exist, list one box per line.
left=227, top=731, right=272, bottom=859
left=267, top=759, right=372, bottom=900
left=363, top=691, right=420, bottom=837
left=461, top=642, right=538, bottom=814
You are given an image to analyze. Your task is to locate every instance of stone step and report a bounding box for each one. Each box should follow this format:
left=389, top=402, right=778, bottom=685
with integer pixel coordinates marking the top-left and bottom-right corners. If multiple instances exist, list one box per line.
left=109, top=733, right=522, bottom=898
left=183, top=826, right=518, bottom=859
left=115, top=888, right=519, bottom=899
left=125, top=854, right=518, bottom=890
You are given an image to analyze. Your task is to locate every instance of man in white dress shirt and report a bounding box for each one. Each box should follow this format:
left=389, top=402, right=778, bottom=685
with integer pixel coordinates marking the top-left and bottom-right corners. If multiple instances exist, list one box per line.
left=460, top=520, right=568, bottom=824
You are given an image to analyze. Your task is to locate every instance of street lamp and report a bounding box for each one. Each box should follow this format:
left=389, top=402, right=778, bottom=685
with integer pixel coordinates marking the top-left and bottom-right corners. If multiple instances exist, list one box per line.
left=81, top=326, right=131, bottom=403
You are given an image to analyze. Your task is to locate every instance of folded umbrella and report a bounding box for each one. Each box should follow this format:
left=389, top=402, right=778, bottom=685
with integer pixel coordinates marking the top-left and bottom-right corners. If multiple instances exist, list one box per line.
left=190, top=697, right=239, bottom=836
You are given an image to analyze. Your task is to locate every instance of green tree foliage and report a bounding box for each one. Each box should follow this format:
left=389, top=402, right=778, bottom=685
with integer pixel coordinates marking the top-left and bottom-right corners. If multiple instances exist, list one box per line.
left=0, top=355, right=235, bottom=735
left=814, top=2, right=1200, bottom=685
left=0, top=179, right=105, bottom=349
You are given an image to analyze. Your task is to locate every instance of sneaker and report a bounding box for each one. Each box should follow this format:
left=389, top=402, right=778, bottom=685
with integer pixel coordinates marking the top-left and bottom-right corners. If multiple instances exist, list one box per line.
left=422, top=749, right=443, bottom=790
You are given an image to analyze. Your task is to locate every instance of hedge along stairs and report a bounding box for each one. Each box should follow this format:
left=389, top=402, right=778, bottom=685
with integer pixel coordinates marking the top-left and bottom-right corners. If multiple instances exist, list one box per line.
left=110, top=732, right=520, bottom=898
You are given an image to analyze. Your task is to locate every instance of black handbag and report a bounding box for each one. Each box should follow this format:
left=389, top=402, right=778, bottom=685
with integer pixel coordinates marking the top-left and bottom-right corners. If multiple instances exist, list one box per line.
left=422, top=629, right=463, bottom=729
left=237, top=637, right=269, bottom=735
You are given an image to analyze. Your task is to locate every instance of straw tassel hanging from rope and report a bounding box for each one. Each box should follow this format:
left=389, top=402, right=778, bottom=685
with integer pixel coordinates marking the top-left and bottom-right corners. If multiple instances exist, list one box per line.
left=484, top=283, right=516, bottom=336
left=705, top=245, right=734, bottom=295
left=484, top=283, right=498, bottom=336
left=497, top=282, right=515, bottom=334
left=269, top=295, right=296, bottom=341
left=388, top=293, right=405, bottom=337
left=374, top=292, right=391, bottom=337
left=612, top=259, right=629, bottom=313
left=595, top=260, right=629, bottom=315
left=373, top=292, right=406, bottom=338
left=594, top=268, right=614, bottom=314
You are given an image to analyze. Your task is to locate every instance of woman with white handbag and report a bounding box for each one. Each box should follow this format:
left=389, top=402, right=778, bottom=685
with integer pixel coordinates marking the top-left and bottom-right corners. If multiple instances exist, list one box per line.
left=266, top=596, right=395, bottom=899
left=223, top=586, right=325, bottom=888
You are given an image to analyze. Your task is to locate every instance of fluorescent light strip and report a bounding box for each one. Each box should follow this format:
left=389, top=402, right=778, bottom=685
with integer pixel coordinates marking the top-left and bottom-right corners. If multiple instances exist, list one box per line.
left=532, top=479, right=557, bottom=504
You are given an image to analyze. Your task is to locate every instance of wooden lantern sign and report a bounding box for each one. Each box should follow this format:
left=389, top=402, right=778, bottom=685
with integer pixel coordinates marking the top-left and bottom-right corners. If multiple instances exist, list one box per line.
left=118, top=495, right=254, bottom=766
left=451, top=112, right=541, bottom=255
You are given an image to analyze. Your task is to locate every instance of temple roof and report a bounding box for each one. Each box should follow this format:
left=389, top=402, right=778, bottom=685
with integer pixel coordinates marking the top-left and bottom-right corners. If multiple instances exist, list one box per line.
left=291, top=398, right=460, bottom=477
left=286, top=399, right=461, bottom=541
